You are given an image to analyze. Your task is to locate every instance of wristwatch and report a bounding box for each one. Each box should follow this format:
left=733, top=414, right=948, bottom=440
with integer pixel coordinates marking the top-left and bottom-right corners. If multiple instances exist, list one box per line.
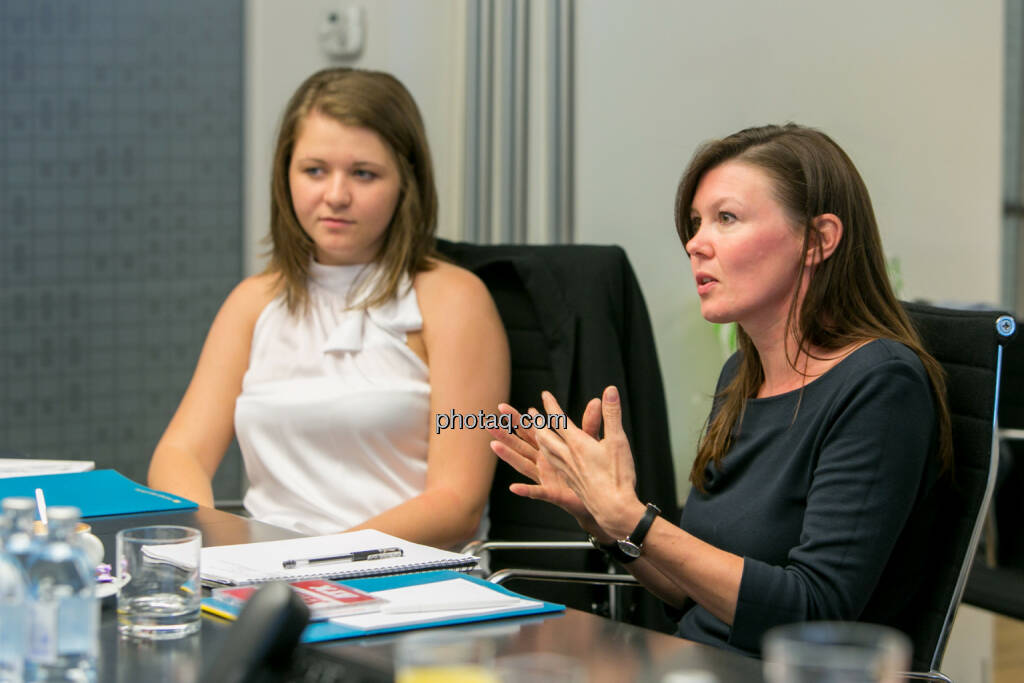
left=617, top=503, right=661, bottom=559
left=588, top=534, right=635, bottom=564
left=589, top=502, right=661, bottom=564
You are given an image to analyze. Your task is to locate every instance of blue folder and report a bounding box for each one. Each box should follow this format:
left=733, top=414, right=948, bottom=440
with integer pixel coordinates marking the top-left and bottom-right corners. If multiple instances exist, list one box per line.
left=0, top=469, right=198, bottom=517
left=203, top=570, right=565, bottom=642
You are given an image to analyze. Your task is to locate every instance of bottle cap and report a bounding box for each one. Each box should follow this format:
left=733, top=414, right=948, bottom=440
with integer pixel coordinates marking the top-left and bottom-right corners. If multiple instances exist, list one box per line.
left=1, top=496, right=35, bottom=513
left=661, top=672, right=718, bottom=683
left=45, top=506, right=82, bottom=523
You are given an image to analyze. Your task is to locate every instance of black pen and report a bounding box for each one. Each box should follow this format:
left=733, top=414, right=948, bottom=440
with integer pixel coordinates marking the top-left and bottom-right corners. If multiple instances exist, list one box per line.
left=282, top=547, right=404, bottom=569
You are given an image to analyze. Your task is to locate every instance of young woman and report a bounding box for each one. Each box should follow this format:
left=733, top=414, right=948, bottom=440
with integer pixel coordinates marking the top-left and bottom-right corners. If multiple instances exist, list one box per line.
left=149, top=68, right=509, bottom=548
left=489, top=124, right=950, bottom=654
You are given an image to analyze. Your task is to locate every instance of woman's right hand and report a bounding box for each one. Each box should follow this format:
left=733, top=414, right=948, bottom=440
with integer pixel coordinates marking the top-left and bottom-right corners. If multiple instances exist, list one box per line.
left=488, top=398, right=611, bottom=540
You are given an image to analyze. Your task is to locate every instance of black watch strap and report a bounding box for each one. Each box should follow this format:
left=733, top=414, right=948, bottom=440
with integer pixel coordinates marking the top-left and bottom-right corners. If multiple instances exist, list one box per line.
left=615, top=503, right=661, bottom=560
left=589, top=502, right=662, bottom=565
left=588, top=534, right=637, bottom=564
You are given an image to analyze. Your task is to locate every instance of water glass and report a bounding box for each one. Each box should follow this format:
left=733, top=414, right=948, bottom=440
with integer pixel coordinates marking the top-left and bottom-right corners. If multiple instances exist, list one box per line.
left=395, top=631, right=497, bottom=683
left=493, top=653, right=586, bottom=682
left=763, top=621, right=911, bottom=683
left=116, top=526, right=202, bottom=639
left=115, top=626, right=200, bottom=683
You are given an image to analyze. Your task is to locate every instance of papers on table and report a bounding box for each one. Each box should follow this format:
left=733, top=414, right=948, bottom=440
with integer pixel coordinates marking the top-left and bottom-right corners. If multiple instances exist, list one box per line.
left=0, top=459, right=95, bottom=478
left=331, top=577, right=544, bottom=630
left=207, top=580, right=385, bottom=621
left=294, top=571, right=565, bottom=642
left=198, top=570, right=563, bottom=643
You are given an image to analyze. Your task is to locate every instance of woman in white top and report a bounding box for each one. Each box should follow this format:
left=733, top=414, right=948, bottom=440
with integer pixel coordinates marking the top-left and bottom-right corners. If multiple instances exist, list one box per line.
left=148, top=68, right=509, bottom=548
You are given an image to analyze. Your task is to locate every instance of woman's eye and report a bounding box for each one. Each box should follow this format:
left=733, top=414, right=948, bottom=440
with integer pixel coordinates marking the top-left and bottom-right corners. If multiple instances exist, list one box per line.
left=353, top=169, right=377, bottom=180
left=718, top=211, right=736, bottom=224
left=688, top=215, right=701, bottom=234
left=302, top=167, right=324, bottom=178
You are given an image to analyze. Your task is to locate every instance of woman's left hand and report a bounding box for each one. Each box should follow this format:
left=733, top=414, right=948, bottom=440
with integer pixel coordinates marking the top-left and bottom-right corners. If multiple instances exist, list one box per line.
left=535, top=386, right=642, bottom=534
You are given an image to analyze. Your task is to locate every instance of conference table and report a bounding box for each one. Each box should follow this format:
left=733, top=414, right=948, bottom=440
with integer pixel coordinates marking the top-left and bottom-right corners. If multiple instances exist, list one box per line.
left=88, top=506, right=765, bottom=682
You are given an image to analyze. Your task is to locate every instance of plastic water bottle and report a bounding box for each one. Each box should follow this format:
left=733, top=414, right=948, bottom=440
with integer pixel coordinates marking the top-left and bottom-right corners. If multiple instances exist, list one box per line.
left=3, top=496, right=39, bottom=570
left=0, top=506, right=28, bottom=682
left=25, top=506, right=98, bottom=683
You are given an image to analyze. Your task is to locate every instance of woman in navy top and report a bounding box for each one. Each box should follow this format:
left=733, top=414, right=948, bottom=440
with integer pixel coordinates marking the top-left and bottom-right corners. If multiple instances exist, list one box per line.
left=488, top=123, right=951, bottom=656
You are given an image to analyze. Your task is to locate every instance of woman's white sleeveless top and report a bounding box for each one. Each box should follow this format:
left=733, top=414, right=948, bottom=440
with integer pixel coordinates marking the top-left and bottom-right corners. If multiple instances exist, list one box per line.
left=234, top=261, right=430, bottom=536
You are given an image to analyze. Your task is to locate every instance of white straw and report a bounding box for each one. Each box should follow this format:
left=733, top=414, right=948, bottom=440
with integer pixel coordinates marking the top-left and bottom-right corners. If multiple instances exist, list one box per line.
left=34, top=488, right=47, bottom=526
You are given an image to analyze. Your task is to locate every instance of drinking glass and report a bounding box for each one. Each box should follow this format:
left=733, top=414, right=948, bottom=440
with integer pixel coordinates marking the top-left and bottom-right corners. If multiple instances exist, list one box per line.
left=116, top=526, right=202, bottom=639
left=493, top=653, right=586, bottom=682
left=763, top=621, right=911, bottom=683
left=395, top=631, right=497, bottom=683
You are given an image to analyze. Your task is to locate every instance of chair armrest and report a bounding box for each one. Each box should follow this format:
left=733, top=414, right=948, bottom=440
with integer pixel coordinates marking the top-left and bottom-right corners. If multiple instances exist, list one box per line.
left=486, top=567, right=641, bottom=587
left=462, top=540, right=638, bottom=587
left=998, top=428, right=1024, bottom=441
left=899, top=671, right=953, bottom=682
left=461, top=540, right=595, bottom=555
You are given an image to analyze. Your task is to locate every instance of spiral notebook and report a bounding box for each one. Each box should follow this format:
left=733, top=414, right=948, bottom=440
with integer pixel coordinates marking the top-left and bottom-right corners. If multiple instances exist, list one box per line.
left=194, top=529, right=478, bottom=586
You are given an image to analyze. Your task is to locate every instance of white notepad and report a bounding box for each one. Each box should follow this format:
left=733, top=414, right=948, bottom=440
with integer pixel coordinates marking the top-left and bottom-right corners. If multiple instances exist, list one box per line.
left=193, top=529, right=478, bottom=586
left=330, top=577, right=543, bottom=630
left=0, top=459, right=95, bottom=478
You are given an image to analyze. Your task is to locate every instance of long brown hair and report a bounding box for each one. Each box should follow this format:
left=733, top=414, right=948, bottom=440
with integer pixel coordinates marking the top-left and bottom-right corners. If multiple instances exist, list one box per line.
left=675, top=124, right=952, bottom=492
left=267, top=67, right=438, bottom=312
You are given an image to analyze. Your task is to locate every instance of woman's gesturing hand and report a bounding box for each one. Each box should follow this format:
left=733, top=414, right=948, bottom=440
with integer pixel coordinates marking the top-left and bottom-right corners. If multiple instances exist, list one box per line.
left=534, top=386, right=640, bottom=536
left=488, top=386, right=641, bottom=540
left=487, top=399, right=604, bottom=535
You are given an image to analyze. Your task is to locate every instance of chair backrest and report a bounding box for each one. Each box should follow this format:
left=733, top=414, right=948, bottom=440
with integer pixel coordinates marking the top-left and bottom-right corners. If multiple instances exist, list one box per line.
left=998, top=322, right=1024, bottom=430
left=861, top=302, right=1015, bottom=672
left=436, top=239, right=677, bottom=629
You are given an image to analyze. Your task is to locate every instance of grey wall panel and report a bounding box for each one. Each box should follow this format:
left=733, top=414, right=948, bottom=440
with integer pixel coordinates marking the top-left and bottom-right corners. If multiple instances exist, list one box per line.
left=0, top=0, right=245, bottom=501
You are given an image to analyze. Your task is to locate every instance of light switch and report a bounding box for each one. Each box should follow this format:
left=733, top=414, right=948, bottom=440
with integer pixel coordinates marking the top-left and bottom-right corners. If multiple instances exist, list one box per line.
left=318, top=5, right=365, bottom=60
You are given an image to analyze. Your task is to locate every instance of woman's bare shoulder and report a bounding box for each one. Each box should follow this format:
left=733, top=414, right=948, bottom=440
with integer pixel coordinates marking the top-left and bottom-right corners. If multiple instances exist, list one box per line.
left=413, top=259, right=492, bottom=308
left=221, top=272, right=281, bottom=323
left=414, top=260, right=501, bottom=338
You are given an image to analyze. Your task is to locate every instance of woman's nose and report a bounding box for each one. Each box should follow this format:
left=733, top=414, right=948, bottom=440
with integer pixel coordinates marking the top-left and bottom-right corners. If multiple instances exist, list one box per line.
left=325, top=174, right=351, bottom=207
left=685, top=227, right=707, bottom=259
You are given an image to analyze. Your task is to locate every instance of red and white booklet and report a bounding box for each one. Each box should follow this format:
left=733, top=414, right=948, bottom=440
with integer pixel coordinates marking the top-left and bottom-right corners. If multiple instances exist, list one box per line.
left=209, top=579, right=385, bottom=621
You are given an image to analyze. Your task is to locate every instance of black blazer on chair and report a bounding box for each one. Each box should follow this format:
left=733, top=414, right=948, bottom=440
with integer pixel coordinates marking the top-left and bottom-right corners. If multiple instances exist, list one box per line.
left=436, top=239, right=676, bottom=523
left=437, top=239, right=677, bottom=631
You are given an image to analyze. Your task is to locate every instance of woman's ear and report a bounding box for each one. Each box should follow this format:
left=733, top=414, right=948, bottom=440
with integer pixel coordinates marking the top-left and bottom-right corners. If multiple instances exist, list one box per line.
left=805, top=213, right=843, bottom=266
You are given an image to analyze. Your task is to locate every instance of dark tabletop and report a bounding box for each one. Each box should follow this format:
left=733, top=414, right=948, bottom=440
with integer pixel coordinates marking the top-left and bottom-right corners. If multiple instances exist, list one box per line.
left=90, top=507, right=764, bottom=683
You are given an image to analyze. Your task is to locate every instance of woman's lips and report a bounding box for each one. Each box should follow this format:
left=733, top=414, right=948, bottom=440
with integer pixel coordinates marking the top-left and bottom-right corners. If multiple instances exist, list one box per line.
left=320, top=217, right=354, bottom=227
left=695, top=273, right=717, bottom=296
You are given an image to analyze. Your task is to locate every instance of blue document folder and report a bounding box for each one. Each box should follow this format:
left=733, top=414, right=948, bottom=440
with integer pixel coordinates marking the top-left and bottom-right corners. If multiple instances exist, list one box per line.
left=203, top=570, right=565, bottom=642
left=0, top=469, right=198, bottom=517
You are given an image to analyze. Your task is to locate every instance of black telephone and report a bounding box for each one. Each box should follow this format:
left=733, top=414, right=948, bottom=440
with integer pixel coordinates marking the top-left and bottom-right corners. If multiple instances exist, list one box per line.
left=199, top=582, right=311, bottom=683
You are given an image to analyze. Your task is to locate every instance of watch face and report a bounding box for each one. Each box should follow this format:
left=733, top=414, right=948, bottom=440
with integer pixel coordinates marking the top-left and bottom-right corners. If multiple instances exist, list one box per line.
left=617, top=540, right=641, bottom=558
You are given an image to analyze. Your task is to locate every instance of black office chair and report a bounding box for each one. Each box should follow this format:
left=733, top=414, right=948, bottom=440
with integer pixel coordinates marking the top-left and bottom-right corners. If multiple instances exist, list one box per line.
left=861, top=302, right=1016, bottom=680
left=435, top=239, right=678, bottom=632
left=961, top=322, right=1024, bottom=621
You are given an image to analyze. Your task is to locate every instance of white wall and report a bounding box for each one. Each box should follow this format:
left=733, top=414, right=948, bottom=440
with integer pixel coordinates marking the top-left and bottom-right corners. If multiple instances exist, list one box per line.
left=246, top=0, right=1005, bottom=501
left=574, top=0, right=1004, bottom=498
left=943, top=604, right=994, bottom=683
left=244, top=0, right=466, bottom=275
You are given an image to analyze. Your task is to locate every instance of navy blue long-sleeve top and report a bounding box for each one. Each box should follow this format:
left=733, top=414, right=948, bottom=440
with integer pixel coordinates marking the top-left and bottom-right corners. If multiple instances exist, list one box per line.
left=677, top=339, right=939, bottom=655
